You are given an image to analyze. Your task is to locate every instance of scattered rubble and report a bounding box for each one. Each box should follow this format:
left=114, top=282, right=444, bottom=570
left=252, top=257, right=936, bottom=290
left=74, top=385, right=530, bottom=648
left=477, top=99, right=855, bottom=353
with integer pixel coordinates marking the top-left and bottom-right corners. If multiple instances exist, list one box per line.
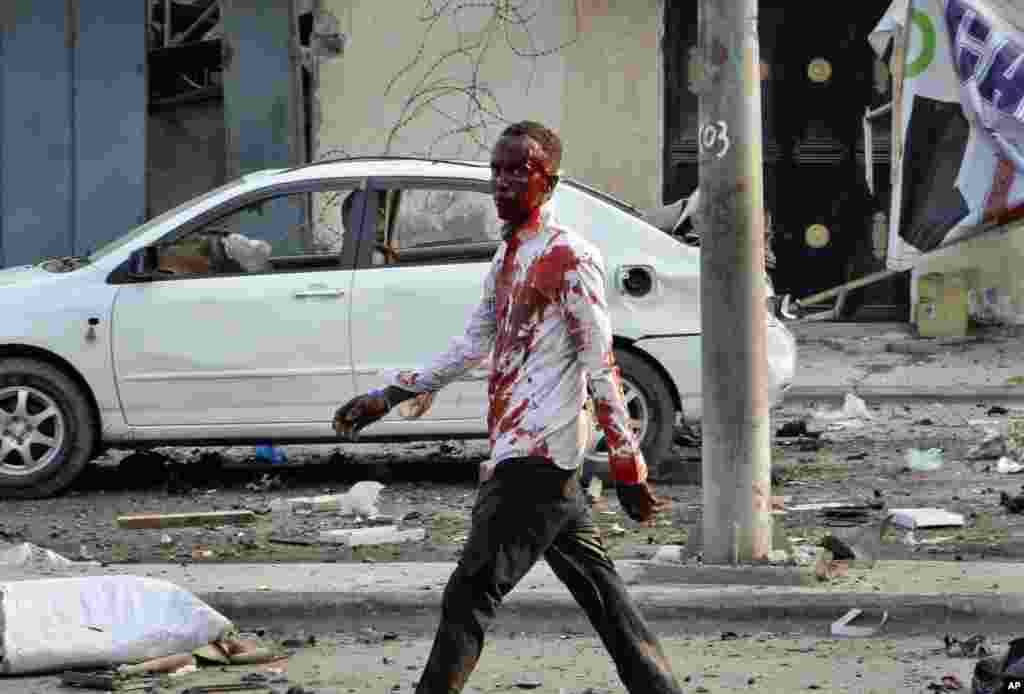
left=810, top=393, right=874, bottom=431
left=116, top=510, right=257, bottom=530
left=906, top=448, right=945, bottom=472
left=1001, top=490, right=1024, bottom=514
left=997, top=457, right=1024, bottom=474
left=0, top=576, right=234, bottom=675
left=270, top=481, right=385, bottom=517
left=0, top=541, right=76, bottom=569
left=318, top=526, right=426, bottom=547
left=887, top=508, right=965, bottom=530
left=944, top=634, right=992, bottom=658
left=829, top=608, right=888, bottom=638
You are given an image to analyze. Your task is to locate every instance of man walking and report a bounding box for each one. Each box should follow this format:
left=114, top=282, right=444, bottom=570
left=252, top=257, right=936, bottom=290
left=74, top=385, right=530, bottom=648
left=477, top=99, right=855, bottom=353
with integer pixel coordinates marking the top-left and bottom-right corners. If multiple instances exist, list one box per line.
left=333, top=121, right=683, bottom=694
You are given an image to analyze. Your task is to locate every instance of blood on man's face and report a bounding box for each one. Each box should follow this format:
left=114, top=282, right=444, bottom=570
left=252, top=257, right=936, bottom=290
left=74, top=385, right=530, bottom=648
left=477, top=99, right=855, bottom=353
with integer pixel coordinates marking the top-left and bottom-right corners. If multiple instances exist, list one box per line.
left=490, top=135, right=553, bottom=226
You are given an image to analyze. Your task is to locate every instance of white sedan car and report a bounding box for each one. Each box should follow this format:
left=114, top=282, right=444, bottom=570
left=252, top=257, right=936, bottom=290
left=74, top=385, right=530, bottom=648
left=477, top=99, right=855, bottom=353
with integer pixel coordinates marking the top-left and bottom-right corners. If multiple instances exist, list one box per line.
left=0, top=158, right=796, bottom=498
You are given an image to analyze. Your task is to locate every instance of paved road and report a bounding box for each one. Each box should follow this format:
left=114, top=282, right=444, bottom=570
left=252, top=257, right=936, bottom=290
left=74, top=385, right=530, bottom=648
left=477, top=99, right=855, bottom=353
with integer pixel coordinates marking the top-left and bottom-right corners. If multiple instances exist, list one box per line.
left=0, top=631, right=1010, bottom=694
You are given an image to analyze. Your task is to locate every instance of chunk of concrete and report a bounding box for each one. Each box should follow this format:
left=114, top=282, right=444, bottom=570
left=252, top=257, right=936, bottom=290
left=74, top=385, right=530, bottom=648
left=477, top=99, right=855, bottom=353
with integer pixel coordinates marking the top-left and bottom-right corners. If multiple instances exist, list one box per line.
left=318, top=526, right=426, bottom=547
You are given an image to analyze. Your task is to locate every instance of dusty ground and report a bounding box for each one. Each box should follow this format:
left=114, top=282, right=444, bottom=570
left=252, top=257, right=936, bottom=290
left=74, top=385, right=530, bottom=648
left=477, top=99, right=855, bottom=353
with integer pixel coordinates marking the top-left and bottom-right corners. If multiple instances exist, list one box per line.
left=3, top=630, right=1020, bottom=694
left=3, top=400, right=1024, bottom=566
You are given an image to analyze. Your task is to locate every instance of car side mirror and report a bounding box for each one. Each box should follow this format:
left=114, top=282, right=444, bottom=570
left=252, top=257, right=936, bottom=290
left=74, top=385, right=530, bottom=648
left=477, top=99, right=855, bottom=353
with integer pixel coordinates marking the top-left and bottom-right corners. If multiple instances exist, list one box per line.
left=127, top=246, right=159, bottom=280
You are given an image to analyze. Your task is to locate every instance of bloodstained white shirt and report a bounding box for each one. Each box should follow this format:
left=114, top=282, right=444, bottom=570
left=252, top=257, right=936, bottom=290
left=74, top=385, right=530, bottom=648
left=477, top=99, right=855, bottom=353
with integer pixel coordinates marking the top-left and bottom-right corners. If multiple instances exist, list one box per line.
left=389, top=203, right=647, bottom=484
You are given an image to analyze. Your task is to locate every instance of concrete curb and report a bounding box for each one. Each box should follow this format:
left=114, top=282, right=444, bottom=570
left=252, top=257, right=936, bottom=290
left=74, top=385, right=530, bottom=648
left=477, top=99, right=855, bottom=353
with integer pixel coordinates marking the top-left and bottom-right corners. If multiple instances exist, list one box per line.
left=200, top=586, right=1024, bottom=634
left=784, top=384, right=1024, bottom=403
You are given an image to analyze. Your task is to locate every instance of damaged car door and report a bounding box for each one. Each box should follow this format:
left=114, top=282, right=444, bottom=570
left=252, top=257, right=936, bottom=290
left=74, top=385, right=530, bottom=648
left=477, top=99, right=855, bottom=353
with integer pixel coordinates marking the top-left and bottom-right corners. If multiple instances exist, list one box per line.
left=109, top=186, right=361, bottom=430
left=348, top=181, right=502, bottom=433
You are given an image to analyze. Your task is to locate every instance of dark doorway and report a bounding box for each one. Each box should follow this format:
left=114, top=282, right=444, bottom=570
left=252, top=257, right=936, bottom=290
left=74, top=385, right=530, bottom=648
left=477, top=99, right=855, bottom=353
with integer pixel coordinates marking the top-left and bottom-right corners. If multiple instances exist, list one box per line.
left=664, top=1, right=910, bottom=319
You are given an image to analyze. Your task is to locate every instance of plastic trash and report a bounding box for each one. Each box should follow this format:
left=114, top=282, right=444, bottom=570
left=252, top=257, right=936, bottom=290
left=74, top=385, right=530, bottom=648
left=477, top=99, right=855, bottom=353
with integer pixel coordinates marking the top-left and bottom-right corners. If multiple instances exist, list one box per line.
left=255, top=444, right=287, bottom=465
left=222, top=233, right=272, bottom=273
left=996, top=457, right=1024, bottom=474
left=812, top=393, right=874, bottom=430
left=271, top=480, right=385, bottom=518
left=766, top=317, right=798, bottom=405
left=906, top=448, right=944, bottom=471
left=967, top=429, right=1008, bottom=461
left=830, top=608, right=888, bottom=637
left=0, top=575, right=233, bottom=675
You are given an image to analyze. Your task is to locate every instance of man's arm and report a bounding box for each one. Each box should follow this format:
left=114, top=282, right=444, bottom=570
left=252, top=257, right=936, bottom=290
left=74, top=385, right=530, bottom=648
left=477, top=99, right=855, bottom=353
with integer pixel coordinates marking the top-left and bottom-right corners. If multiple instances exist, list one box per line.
left=561, top=247, right=647, bottom=485
left=334, top=259, right=500, bottom=437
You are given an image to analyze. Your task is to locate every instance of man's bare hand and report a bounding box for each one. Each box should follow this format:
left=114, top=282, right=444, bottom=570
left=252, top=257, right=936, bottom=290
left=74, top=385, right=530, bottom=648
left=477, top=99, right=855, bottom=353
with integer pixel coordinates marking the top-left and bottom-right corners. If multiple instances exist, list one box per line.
left=332, top=392, right=391, bottom=440
left=616, top=481, right=668, bottom=523
left=479, top=460, right=498, bottom=485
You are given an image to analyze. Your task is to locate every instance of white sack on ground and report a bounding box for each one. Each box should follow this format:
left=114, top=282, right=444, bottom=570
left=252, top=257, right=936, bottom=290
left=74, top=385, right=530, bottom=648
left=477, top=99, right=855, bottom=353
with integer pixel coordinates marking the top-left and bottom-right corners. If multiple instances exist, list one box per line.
left=0, top=543, right=74, bottom=569
left=0, top=575, right=233, bottom=675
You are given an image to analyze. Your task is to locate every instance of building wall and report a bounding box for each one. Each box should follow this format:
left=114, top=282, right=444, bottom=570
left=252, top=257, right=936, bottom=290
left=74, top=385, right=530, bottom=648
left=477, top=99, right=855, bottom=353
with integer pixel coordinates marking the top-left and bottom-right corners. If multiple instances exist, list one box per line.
left=147, top=97, right=228, bottom=217
left=0, top=0, right=146, bottom=267
left=315, top=0, right=662, bottom=209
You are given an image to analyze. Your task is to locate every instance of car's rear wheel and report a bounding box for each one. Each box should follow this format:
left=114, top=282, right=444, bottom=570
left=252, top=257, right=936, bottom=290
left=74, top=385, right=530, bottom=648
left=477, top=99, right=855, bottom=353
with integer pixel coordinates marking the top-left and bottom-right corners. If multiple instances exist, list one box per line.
left=0, top=359, right=96, bottom=499
left=584, top=349, right=675, bottom=483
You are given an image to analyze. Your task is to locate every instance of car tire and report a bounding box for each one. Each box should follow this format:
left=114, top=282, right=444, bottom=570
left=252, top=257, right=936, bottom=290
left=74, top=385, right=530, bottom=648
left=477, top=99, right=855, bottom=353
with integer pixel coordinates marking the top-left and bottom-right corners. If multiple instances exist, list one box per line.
left=586, top=348, right=676, bottom=485
left=0, top=359, right=96, bottom=499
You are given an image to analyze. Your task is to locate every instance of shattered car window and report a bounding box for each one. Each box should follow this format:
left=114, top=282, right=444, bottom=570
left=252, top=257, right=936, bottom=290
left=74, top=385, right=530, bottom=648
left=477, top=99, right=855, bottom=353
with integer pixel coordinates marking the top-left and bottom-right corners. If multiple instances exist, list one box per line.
left=392, top=189, right=502, bottom=250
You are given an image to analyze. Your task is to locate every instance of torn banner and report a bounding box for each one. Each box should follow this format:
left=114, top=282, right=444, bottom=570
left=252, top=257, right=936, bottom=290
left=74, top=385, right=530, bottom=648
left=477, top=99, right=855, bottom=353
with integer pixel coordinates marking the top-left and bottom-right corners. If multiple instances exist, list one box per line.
left=871, top=0, right=1024, bottom=271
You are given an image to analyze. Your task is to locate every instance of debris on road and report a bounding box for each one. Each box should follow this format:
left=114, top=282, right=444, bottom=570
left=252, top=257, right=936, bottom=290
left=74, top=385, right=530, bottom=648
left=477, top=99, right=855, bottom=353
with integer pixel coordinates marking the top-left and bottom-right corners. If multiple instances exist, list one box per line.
left=0, top=575, right=232, bottom=674
left=0, top=541, right=76, bottom=568
left=906, top=448, right=945, bottom=472
left=829, top=608, right=888, bottom=638
left=813, top=549, right=848, bottom=582
left=246, top=473, right=284, bottom=493
left=1001, top=490, right=1024, bottom=514
left=515, top=673, right=544, bottom=689
left=318, top=525, right=426, bottom=547
left=60, top=669, right=162, bottom=691
left=811, top=393, right=874, bottom=431
left=820, top=535, right=856, bottom=560
left=925, top=673, right=964, bottom=691
left=255, top=444, right=288, bottom=466
left=967, top=424, right=1008, bottom=460
left=996, top=457, right=1024, bottom=474
left=651, top=545, right=685, bottom=564
left=117, top=652, right=197, bottom=676
left=270, top=481, right=385, bottom=517
left=987, top=406, right=1009, bottom=416
left=116, top=510, right=257, bottom=530
left=887, top=508, right=965, bottom=530
left=776, top=420, right=813, bottom=438
left=944, top=634, right=992, bottom=658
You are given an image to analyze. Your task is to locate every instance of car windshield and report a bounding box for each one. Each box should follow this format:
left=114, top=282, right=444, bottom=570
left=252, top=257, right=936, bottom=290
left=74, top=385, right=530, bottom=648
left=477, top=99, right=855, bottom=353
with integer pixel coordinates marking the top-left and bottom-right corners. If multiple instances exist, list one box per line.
left=87, top=179, right=247, bottom=262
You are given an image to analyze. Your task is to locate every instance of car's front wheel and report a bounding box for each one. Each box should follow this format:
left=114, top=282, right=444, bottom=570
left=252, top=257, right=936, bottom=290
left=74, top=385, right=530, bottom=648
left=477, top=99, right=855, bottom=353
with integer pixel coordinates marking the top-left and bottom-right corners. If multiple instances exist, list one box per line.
left=584, top=348, right=675, bottom=483
left=0, top=359, right=96, bottom=499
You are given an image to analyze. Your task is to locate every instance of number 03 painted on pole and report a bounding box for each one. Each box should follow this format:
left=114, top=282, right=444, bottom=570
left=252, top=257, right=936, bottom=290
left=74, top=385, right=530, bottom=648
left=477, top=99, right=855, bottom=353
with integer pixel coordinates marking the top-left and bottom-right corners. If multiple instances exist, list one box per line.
left=699, top=120, right=731, bottom=159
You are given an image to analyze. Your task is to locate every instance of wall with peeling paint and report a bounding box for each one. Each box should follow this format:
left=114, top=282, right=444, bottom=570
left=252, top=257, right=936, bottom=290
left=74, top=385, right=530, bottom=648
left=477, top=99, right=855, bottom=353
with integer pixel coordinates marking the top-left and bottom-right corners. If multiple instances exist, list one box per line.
left=315, top=0, right=662, bottom=209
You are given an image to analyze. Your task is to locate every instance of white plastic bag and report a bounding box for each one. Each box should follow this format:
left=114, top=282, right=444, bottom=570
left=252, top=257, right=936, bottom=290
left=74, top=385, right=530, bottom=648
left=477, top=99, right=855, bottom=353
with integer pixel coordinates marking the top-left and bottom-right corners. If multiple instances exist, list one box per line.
left=0, top=575, right=233, bottom=675
left=222, top=233, right=272, bottom=273
left=766, top=319, right=798, bottom=405
left=0, top=542, right=74, bottom=569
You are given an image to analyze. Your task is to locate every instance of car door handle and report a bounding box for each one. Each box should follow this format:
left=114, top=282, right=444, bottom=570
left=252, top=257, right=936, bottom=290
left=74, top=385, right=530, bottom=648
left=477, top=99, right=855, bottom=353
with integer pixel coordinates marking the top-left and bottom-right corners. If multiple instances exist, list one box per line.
left=293, top=288, right=346, bottom=299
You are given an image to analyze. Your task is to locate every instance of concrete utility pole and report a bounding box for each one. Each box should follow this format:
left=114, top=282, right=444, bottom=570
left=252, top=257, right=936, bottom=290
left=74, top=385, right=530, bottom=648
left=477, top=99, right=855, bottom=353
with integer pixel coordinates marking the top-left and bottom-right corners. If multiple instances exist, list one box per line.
left=696, top=0, right=771, bottom=563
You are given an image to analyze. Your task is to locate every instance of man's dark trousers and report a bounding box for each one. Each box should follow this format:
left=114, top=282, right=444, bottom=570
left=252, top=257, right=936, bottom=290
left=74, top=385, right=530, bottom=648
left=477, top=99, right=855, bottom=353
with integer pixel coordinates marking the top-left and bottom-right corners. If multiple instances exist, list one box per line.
left=415, top=457, right=683, bottom=694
